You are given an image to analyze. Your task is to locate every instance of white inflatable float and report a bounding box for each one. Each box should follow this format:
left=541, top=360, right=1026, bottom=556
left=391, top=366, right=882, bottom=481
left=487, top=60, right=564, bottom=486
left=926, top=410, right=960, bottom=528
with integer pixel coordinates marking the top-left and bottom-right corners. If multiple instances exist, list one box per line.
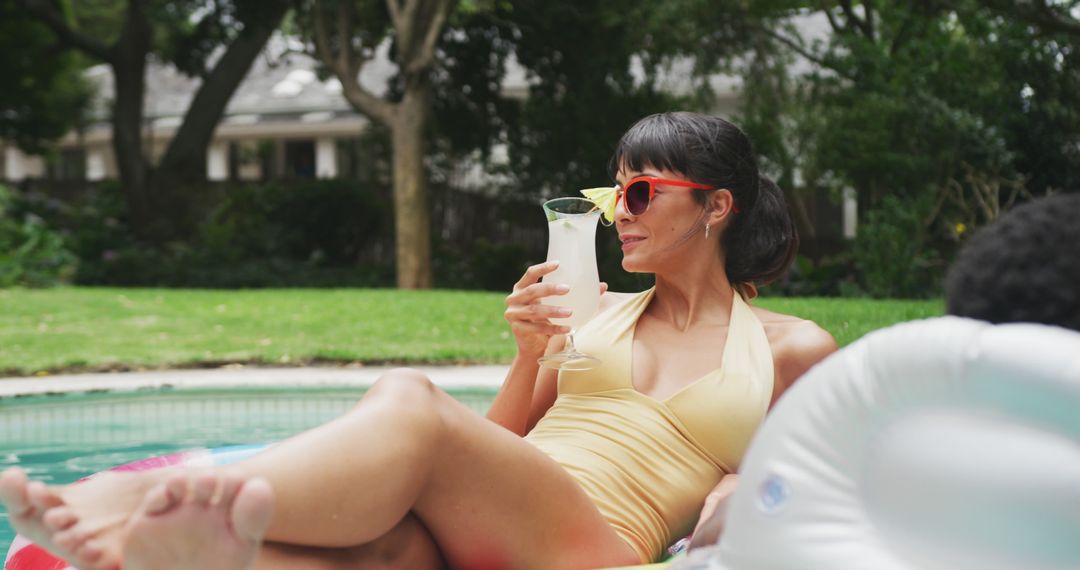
left=683, top=316, right=1080, bottom=570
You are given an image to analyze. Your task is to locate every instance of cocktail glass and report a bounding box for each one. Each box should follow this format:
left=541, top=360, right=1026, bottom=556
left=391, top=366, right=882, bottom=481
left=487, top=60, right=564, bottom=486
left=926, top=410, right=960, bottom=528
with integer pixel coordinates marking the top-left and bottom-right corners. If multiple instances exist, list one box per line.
left=537, top=197, right=602, bottom=371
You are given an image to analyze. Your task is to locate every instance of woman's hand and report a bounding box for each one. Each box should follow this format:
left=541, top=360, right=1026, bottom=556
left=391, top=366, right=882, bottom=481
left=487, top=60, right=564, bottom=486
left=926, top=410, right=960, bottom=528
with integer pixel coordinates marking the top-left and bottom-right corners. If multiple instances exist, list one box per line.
left=504, top=261, right=574, bottom=357
left=689, top=473, right=739, bottom=549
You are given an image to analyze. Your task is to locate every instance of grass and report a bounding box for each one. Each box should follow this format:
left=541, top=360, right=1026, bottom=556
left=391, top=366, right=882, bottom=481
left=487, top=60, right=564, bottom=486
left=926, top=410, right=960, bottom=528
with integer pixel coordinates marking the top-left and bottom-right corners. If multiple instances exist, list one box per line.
left=0, top=287, right=943, bottom=376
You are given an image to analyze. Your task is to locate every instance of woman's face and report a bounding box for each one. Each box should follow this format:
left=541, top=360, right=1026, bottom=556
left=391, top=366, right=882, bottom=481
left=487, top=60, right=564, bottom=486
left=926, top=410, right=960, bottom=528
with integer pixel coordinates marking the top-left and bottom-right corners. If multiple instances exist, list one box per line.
left=613, top=163, right=713, bottom=274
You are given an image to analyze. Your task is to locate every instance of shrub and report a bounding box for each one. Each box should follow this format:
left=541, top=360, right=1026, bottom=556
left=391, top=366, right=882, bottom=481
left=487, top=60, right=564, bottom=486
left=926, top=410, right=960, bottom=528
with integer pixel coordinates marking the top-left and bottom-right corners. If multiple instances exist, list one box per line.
left=69, top=180, right=395, bottom=288
left=853, top=194, right=944, bottom=298
left=0, top=184, right=76, bottom=287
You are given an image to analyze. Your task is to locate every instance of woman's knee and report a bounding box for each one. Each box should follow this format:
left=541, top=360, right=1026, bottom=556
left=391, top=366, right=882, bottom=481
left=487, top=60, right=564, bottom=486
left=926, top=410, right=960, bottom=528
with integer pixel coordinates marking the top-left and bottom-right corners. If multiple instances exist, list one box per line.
left=367, top=368, right=439, bottom=402
left=357, top=368, right=448, bottom=427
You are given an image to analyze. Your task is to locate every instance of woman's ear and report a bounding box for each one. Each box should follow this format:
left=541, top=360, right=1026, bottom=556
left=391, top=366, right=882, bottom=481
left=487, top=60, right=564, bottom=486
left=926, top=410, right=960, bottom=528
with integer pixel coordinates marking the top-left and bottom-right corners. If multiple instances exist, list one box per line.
left=706, top=189, right=737, bottom=226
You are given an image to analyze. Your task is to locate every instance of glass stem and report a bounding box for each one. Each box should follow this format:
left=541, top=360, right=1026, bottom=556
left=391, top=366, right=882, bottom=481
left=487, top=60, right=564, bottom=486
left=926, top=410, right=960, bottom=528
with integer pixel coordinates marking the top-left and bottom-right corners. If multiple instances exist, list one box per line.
left=565, top=330, right=578, bottom=354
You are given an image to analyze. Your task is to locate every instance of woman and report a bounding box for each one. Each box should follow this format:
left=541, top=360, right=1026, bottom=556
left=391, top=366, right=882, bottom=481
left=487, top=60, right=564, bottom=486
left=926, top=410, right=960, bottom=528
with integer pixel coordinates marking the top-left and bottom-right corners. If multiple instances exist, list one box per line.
left=0, top=112, right=836, bottom=570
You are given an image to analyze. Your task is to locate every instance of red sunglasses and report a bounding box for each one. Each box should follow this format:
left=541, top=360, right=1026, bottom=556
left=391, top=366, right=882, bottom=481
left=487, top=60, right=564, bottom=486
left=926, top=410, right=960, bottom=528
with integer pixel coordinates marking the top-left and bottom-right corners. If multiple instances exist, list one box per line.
left=617, top=176, right=735, bottom=216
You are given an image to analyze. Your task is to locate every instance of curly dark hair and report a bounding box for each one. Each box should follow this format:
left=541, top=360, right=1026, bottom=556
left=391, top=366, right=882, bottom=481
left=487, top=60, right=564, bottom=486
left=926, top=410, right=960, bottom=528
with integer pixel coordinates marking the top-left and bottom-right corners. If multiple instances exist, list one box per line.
left=945, top=193, right=1080, bottom=330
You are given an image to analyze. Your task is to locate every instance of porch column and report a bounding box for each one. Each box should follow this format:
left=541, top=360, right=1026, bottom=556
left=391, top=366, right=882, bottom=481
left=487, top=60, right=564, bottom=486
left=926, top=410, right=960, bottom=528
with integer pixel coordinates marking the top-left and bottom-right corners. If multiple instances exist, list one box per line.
left=842, top=187, right=858, bottom=239
left=315, top=137, right=337, bottom=179
left=86, top=148, right=108, bottom=181
left=207, top=141, right=229, bottom=181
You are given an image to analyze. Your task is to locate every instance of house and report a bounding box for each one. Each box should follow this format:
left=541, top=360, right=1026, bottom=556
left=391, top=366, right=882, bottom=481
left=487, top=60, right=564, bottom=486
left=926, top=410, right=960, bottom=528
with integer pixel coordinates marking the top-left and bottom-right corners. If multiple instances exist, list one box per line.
left=0, top=35, right=741, bottom=185
left=1, top=16, right=854, bottom=241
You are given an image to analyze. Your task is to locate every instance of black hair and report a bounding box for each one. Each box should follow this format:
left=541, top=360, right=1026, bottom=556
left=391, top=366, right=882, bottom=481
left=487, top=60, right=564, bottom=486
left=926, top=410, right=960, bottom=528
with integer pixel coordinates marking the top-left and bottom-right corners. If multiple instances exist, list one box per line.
left=945, top=192, right=1080, bottom=331
left=608, top=111, right=798, bottom=285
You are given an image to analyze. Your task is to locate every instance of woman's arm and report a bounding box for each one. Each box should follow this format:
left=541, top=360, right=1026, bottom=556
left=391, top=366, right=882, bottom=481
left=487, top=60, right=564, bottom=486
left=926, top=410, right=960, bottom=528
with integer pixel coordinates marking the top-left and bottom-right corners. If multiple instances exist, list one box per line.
left=487, top=339, right=561, bottom=436
left=689, top=474, right=739, bottom=549
left=487, top=265, right=616, bottom=435
left=485, top=261, right=571, bottom=435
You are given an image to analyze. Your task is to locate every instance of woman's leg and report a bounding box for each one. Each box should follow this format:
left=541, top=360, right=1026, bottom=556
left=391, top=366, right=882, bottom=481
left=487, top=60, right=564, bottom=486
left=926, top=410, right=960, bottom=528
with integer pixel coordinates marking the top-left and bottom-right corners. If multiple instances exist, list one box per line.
left=118, top=472, right=444, bottom=570
left=7, top=368, right=639, bottom=569
left=255, top=514, right=445, bottom=570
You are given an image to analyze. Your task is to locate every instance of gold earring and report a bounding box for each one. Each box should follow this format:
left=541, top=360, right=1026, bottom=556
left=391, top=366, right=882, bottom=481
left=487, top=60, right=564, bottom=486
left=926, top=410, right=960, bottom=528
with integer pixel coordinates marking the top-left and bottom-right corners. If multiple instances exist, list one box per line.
left=705, top=223, right=710, bottom=240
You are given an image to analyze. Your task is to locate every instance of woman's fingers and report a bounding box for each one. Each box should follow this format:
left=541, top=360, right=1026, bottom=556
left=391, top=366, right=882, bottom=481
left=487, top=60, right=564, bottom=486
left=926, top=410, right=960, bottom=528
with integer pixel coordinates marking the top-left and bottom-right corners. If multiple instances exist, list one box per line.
left=505, top=303, right=572, bottom=323
left=513, top=260, right=560, bottom=291
left=511, top=321, right=571, bottom=337
left=505, top=281, right=569, bottom=309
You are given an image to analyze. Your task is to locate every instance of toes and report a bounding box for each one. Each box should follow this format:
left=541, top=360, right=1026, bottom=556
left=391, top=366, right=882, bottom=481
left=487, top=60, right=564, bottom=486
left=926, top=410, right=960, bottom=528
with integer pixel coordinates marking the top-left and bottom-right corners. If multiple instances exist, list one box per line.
left=74, top=539, right=105, bottom=564
left=27, top=481, right=64, bottom=511
left=138, top=482, right=178, bottom=517
left=0, top=468, right=32, bottom=516
left=214, top=474, right=242, bottom=507
left=192, top=473, right=217, bottom=506
left=53, top=524, right=90, bottom=552
left=231, top=478, right=275, bottom=543
left=163, top=474, right=190, bottom=506
left=43, top=506, right=78, bottom=531
left=75, top=539, right=122, bottom=570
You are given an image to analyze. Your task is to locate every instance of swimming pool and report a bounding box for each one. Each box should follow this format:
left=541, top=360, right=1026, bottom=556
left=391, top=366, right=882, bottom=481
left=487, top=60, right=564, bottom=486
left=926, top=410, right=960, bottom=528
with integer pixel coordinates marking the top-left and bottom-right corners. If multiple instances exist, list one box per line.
left=0, top=386, right=496, bottom=549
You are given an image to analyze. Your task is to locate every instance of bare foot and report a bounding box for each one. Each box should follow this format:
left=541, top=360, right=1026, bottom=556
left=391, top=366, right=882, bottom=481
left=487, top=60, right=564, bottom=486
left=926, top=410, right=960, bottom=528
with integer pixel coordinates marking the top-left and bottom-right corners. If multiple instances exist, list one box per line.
left=0, top=468, right=63, bottom=551
left=0, top=467, right=169, bottom=570
left=123, top=472, right=274, bottom=570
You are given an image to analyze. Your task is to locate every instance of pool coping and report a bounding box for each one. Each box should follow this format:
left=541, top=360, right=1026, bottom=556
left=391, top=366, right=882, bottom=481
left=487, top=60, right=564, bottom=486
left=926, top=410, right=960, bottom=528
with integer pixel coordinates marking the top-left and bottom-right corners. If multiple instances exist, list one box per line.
left=0, top=365, right=509, bottom=398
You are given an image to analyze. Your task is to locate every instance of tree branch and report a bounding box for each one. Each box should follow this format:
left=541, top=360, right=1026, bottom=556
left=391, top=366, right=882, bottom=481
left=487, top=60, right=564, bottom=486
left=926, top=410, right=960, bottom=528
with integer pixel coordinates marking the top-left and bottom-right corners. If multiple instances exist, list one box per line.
left=394, top=0, right=421, bottom=53
left=386, top=0, right=403, bottom=30
left=405, top=0, right=454, bottom=74
left=312, top=0, right=395, bottom=125
left=864, top=0, right=876, bottom=41
left=14, top=0, right=113, bottom=61
left=889, top=9, right=916, bottom=55
left=838, top=0, right=873, bottom=40
left=337, top=0, right=355, bottom=78
left=312, top=1, right=337, bottom=71
left=761, top=26, right=855, bottom=80
left=820, top=1, right=847, bottom=34
left=1026, top=0, right=1080, bottom=35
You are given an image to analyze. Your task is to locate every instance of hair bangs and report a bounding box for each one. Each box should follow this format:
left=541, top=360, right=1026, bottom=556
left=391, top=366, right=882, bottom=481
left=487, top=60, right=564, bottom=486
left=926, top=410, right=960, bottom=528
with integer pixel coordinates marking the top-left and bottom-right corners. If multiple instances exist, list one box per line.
left=608, top=114, right=690, bottom=181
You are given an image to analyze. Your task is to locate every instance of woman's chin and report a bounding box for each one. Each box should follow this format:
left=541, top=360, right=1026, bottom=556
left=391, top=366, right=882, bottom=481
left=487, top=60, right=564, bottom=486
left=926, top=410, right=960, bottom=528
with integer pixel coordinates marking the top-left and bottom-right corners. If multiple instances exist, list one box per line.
left=621, top=257, right=651, bottom=274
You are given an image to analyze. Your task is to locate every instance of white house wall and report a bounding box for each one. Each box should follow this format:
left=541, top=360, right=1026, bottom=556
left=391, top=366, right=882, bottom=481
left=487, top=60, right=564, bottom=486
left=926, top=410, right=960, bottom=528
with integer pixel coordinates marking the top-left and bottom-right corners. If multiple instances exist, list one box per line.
left=3, top=146, right=45, bottom=181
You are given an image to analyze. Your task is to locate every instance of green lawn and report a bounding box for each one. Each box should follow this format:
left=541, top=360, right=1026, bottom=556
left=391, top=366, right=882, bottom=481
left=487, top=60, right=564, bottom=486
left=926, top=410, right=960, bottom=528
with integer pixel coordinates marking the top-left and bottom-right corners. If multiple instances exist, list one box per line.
left=0, top=287, right=942, bottom=375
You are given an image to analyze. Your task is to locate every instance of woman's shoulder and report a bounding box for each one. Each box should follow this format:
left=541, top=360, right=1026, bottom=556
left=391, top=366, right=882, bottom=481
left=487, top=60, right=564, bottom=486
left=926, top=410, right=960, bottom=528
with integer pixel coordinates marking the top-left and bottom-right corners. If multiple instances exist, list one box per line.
left=752, top=307, right=836, bottom=358
left=750, top=306, right=838, bottom=391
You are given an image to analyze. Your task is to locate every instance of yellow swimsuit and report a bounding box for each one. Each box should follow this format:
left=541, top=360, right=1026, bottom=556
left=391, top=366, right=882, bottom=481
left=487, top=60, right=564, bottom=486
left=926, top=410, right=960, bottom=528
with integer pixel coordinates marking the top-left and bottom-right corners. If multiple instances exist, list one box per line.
left=525, top=287, right=775, bottom=563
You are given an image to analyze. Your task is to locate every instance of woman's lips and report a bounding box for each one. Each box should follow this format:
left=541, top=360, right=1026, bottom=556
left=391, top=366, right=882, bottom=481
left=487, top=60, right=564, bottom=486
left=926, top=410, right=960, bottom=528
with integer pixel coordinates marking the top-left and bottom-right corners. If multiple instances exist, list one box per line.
left=620, top=235, right=645, bottom=251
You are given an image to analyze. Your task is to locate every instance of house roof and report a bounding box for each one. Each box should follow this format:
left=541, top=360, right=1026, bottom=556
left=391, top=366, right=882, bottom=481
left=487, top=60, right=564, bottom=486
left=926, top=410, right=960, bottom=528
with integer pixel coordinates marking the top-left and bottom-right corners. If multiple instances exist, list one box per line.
left=81, top=14, right=829, bottom=133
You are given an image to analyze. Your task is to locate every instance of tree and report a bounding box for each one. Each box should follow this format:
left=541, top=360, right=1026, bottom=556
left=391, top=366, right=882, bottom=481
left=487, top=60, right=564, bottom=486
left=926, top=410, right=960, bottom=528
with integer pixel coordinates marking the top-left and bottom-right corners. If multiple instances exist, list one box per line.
left=0, top=1, right=91, bottom=155
left=14, top=0, right=291, bottom=238
left=305, top=0, right=457, bottom=289
left=726, top=1, right=1080, bottom=296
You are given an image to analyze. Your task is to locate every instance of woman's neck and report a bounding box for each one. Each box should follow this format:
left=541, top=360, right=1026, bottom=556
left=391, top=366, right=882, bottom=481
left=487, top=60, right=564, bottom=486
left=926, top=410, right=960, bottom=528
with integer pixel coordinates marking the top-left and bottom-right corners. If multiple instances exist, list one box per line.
left=648, top=263, right=735, bottom=331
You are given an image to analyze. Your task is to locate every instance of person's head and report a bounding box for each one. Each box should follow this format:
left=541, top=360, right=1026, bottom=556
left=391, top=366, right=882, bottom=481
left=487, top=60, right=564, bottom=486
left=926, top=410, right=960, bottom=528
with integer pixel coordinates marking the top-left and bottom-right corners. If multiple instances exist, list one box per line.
left=607, top=112, right=798, bottom=288
left=945, top=192, right=1080, bottom=331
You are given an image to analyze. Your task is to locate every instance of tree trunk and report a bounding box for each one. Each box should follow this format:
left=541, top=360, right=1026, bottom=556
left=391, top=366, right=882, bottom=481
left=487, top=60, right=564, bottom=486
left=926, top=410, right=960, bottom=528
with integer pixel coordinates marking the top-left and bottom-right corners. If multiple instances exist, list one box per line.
left=390, top=87, right=433, bottom=289
left=157, top=1, right=291, bottom=184
left=110, top=3, right=154, bottom=238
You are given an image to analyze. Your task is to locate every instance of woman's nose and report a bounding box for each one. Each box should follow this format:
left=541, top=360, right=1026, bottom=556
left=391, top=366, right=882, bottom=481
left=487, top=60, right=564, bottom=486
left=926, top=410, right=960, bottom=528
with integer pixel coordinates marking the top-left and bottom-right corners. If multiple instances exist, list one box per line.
left=614, top=189, right=634, bottom=221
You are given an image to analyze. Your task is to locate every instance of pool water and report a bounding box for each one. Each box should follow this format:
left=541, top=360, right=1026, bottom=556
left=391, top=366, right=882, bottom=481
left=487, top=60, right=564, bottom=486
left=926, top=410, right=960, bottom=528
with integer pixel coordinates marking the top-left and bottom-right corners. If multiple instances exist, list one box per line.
left=0, top=386, right=496, bottom=550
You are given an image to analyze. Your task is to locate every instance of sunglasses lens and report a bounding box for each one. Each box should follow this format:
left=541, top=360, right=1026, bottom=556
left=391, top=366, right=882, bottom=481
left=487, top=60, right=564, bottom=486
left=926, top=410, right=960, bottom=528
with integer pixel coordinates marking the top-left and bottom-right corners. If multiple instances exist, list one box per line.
left=625, top=181, right=651, bottom=215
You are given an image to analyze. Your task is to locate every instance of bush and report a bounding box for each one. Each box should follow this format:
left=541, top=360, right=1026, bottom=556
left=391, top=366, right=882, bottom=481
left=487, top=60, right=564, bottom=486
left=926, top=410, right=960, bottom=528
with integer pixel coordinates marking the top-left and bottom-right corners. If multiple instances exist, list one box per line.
left=0, top=184, right=76, bottom=287
left=852, top=194, right=944, bottom=298
left=69, top=180, right=395, bottom=288
left=770, top=253, right=863, bottom=297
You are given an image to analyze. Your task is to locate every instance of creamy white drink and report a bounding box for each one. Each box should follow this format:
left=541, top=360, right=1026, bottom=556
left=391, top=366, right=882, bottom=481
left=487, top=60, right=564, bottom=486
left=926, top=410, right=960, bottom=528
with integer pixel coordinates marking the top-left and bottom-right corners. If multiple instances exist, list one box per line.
left=538, top=197, right=602, bottom=370
left=543, top=215, right=600, bottom=329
